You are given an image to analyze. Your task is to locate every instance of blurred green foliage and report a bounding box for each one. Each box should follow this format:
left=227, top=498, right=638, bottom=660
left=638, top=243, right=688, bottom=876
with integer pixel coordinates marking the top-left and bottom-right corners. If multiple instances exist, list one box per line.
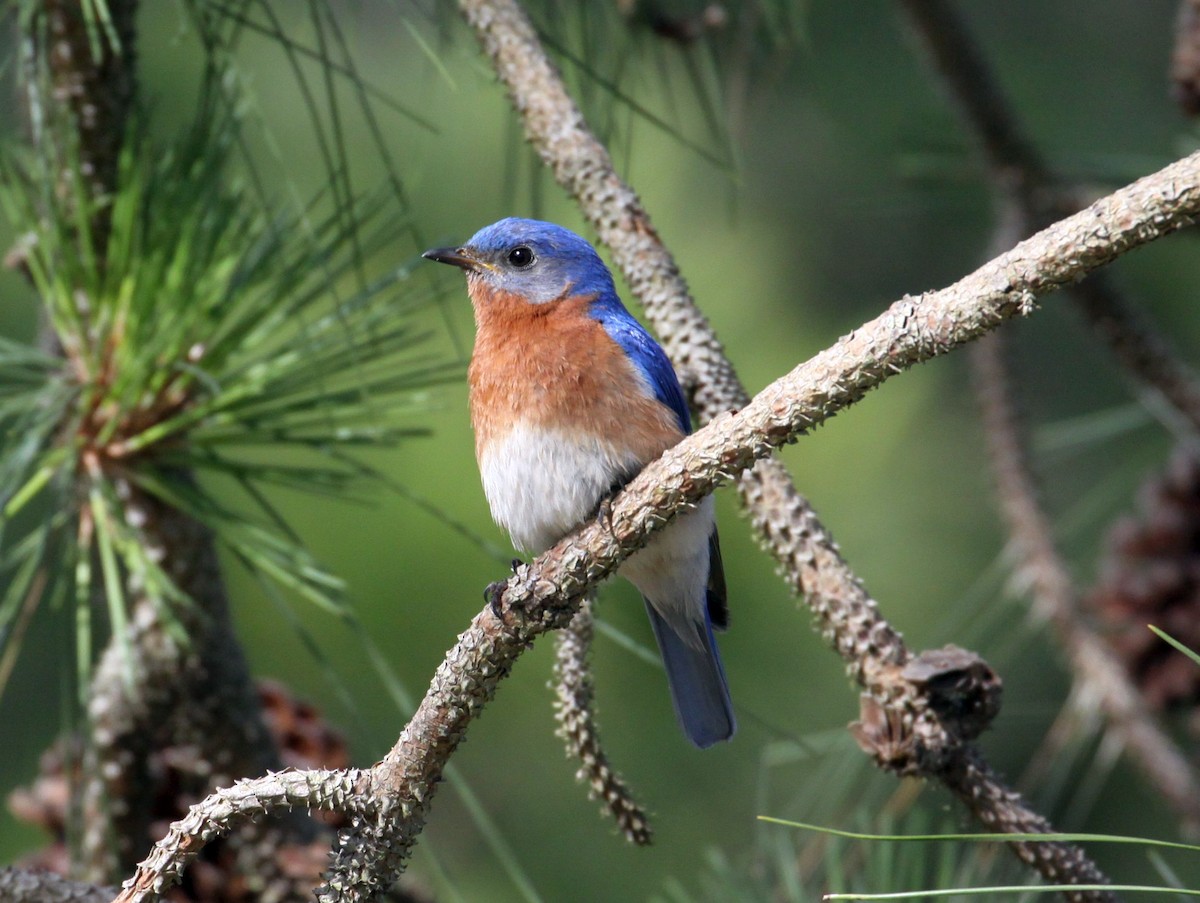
left=1, top=1, right=1197, bottom=900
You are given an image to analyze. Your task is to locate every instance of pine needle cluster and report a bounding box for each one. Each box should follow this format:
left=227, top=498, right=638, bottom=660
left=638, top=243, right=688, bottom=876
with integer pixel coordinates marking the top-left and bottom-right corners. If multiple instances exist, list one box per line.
left=0, top=93, right=450, bottom=698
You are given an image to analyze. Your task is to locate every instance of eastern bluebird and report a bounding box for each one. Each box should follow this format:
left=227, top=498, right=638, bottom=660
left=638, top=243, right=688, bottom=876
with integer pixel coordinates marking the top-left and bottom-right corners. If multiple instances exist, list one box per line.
left=423, top=217, right=735, bottom=748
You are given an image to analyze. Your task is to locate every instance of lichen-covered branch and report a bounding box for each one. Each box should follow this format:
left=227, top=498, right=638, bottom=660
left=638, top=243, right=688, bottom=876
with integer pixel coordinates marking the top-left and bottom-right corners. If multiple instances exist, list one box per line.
left=83, top=481, right=297, bottom=881
left=937, top=747, right=1115, bottom=901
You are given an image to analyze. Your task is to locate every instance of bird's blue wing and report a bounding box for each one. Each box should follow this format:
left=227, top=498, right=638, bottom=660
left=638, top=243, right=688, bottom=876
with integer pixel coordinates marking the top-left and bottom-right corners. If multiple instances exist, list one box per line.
left=590, top=300, right=691, bottom=435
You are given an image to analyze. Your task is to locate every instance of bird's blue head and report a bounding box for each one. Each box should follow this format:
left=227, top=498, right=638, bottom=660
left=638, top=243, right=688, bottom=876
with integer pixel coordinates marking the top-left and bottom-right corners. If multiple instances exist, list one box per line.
left=422, top=217, right=616, bottom=304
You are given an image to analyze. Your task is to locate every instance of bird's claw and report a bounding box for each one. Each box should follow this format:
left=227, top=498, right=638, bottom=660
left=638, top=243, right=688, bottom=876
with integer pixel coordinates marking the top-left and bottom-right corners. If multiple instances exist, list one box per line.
left=486, top=559, right=526, bottom=619
left=485, top=580, right=507, bottom=619
left=596, top=494, right=616, bottom=535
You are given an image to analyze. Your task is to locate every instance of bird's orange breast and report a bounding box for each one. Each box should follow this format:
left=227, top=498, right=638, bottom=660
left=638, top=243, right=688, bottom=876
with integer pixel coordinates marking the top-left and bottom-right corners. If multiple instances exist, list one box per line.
left=467, top=286, right=683, bottom=462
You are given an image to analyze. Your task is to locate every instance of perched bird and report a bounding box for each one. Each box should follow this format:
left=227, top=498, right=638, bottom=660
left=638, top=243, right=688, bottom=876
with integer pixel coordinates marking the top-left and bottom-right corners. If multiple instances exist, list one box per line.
left=423, top=217, right=735, bottom=748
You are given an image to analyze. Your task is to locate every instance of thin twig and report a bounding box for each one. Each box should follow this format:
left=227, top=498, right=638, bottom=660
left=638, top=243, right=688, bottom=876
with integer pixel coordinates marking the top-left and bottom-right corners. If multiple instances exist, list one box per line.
left=552, top=596, right=653, bottom=845
left=114, top=770, right=369, bottom=903
left=899, top=0, right=1200, bottom=835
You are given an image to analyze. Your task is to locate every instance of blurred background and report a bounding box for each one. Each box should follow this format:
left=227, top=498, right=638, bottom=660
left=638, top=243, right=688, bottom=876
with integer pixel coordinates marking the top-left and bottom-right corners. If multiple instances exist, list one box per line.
left=1, top=1, right=1198, bottom=899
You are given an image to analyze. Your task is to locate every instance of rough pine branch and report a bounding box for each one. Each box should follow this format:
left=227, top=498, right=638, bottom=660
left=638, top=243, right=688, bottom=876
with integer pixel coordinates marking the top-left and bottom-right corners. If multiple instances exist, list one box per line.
left=118, top=148, right=1200, bottom=902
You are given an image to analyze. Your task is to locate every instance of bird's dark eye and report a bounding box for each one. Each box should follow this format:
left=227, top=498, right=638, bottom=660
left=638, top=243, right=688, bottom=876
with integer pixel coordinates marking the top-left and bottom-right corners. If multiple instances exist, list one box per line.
left=507, top=246, right=535, bottom=268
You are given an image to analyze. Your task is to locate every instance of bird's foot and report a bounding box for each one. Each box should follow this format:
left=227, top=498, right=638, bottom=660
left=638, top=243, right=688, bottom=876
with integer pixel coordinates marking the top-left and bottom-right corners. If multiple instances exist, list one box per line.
left=484, top=580, right=507, bottom=619
left=595, top=493, right=617, bottom=536
left=486, top=559, right=526, bottom=619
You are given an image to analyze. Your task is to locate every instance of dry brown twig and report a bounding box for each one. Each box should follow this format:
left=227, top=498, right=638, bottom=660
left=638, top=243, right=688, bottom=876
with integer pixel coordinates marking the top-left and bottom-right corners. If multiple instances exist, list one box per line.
left=898, top=0, right=1200, bottom=834
left=552, top=596, right=653, bottom=845
left=112, top=146, right=1200, bottom=903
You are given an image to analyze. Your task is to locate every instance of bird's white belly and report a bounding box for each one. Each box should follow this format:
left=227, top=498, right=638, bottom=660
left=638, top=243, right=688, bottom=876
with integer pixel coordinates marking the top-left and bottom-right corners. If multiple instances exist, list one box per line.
left=479, top=423, right=644, bottom=553
left=619, top=493, right=714, bottom=634
left=479, top=422, right=716, bottom=634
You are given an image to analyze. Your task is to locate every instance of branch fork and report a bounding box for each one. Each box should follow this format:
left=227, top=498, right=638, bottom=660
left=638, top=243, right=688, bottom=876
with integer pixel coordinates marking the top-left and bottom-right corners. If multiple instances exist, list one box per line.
left=112, top=145, right=1200, bottom=901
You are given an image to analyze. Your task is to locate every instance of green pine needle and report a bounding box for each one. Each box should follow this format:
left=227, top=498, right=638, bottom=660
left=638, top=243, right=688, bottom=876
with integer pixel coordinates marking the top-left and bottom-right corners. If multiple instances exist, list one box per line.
left=757, top=818, right=1200, bottom=855
left=825, top=887, right=1200, bottom=900
left=758, top=819, right=1200, bottom=901
left=0, top=78, right=449, bottom=703
left=1148, top=626, right=1200, bottom=668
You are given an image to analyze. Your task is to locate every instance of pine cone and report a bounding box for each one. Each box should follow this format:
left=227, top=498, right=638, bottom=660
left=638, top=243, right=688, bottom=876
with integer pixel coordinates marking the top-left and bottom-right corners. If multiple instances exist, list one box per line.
left=258, top=679, right=351, bottom=774
left=1174, top=0, right=1200, bottom=115
left=1086, top=447, right=1200, bottom=710
left=8, top=680, right=353, bottom=901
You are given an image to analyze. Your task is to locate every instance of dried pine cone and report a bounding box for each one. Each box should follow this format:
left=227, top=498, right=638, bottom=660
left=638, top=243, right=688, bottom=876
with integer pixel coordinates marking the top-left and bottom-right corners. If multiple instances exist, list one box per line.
left=1174, top=0, right=1200, bottom=115
left=257, top=679, right=351, bottom=774
left=1085, top=447, right=1200, bottom=710
left=8, top=681, right=356, bottom=902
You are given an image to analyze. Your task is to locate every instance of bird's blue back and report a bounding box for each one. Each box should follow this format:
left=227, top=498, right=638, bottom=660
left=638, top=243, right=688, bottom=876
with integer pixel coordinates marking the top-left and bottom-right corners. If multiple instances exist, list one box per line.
left=587, top=297, right=692, bottom=436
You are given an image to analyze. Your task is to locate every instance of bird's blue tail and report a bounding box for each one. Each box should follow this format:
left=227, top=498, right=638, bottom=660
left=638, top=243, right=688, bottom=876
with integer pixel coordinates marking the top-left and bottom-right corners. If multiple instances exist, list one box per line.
left=644, top=601, right=736, bottom=748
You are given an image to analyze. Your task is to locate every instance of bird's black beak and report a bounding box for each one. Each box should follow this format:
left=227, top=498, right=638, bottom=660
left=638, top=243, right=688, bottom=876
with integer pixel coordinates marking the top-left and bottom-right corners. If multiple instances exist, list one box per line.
left=422, top=246, right=482, bottom=271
